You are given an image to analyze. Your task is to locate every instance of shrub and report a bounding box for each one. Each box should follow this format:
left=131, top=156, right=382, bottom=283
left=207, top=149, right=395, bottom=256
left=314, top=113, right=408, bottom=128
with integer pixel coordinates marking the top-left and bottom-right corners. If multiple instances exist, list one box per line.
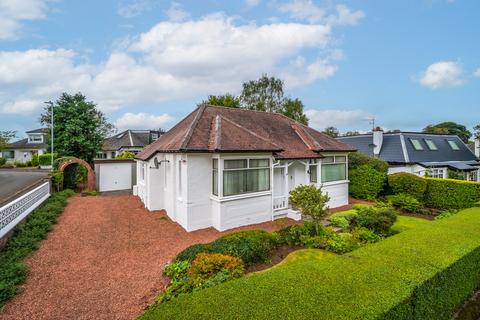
left=387, top=193, right=422, bottom=212
left=330, top=209, right=358, bottom=222
left=38, top=153, right=56, bottom=166
left=0, top=157, right=6, bottom=166
left=14, top=161, right=27, bottom=168
left=116, top=151, right=135, bottom=159
left=351, top=227, right=382, bottom=244
left=0, top=189, right=74, bottom=307
left=176, top=230, right=276, bottom=266
left=349, top=165, right=387, bottom=200
left=209, top=230, right=276, bottom=265
left=325, top=233, right=360, bottom=254
left=188, top=253, right=244, bottom=288
left=329, top=216, right=349, bottom=231
left=388, top=172, right=427, bottom=200
left=348, top=152, right=389, bottom=173
left=289, top=185, right=330, bottom=233
left=352, top=206, right=397, bottom=235
left=424, top=178, right=480, bottom=210
left=435, top=210, right=458, bottom=220
left=49, top=170, right=64, bottom=192
left=31, top=154, right=39, bottom=167
left=162, top=260, right=192, bottom=302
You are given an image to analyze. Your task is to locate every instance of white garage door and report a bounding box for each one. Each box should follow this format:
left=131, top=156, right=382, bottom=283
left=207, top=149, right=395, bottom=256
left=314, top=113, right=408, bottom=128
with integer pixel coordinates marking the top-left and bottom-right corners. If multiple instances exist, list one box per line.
left=99, top=163, right=132, bottom=192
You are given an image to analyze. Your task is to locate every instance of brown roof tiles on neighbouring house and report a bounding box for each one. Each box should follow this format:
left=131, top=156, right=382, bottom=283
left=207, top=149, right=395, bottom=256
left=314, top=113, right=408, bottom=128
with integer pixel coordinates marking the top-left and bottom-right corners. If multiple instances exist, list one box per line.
left=136, top=105, right=355, bottom=161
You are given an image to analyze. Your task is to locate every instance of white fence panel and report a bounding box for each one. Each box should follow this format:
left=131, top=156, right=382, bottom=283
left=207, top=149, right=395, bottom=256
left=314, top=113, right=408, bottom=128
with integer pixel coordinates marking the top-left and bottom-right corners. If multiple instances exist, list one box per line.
left=0, top=182, right=50, bottom=239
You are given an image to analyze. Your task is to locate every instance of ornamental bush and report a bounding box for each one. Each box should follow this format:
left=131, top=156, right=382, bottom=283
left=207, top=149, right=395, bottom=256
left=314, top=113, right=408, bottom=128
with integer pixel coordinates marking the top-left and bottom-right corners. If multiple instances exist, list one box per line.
left=352, top=206, right=398, bottom=235
left=349, top=165, right=387, bottom=200
left=388, top=172, right=427, bottom=201
left=289, top=185, right=330, bottom=233
left=424, top=178, right=480, bottom=209
left=188, top=253, right=244, bottom=288
left=387, top=193, right=422, bottom=213
left=348, top=152, right=389, bottom=173
left=0, top=157, right=6, bottom=166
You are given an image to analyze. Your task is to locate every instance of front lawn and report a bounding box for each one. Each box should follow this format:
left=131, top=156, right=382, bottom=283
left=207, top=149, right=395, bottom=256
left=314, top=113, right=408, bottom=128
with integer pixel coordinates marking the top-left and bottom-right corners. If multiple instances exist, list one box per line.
left=390, top=215, right=431, bottom=233
left=140, top=207, right=480, bottom=320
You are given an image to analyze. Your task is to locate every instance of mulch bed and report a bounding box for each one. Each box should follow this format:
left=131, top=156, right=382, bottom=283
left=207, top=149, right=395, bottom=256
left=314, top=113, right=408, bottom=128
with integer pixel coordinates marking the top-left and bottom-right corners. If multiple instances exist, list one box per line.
left=0, top=195, right=297, bottom=320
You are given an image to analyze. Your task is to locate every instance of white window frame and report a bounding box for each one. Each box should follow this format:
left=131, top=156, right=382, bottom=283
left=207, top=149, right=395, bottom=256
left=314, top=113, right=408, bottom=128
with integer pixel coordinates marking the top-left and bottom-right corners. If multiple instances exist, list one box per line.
left=140, top=162, right=146, bottom=181
left=431, top=168, right=445, bottom=179
left=211, top=154, right=273, bottom=201
left=320, top=154, right=348, bottom=184
left=308, top=159, right=318, bottom=183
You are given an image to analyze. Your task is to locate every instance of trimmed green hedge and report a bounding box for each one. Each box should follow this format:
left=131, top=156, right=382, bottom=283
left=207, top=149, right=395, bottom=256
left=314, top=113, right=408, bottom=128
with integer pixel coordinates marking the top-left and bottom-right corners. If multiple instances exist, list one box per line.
left=388, top=172, right=427, bottom=201
left=0, top=189, right=75, bottom=307
left=140, top=208, right=480, bottom=320
left=349, top=165, right=387, bottom=200
left=424, top=178, right=480, bottom=209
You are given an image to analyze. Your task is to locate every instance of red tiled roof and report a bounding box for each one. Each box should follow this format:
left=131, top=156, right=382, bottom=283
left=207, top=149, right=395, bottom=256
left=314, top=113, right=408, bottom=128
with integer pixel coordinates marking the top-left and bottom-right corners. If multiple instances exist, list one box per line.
left=135, top=105, right=355, bottom=160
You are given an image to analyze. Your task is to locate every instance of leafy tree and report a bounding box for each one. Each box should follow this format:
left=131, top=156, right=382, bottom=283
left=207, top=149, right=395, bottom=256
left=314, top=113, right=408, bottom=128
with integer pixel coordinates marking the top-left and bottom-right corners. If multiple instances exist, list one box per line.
left=202, top=94, right=241, bottom=108
left=344, top=131, right=360, bottom=136
left=0, top=131, right=16, bottom=150
left=422, top=122, right=472, bottom=143
left=322, top=126, right=339, bottom=138
left=474, top=124, right=480, bottom=140
left=116, top=151, right=135, bottom=159
left=240, top=75, right=284, bottom=113
left=289, top=185, right=330, bottom=234
left=282, top=98, right=308, bottom=125
left=40, top=93, right=114, bottom=163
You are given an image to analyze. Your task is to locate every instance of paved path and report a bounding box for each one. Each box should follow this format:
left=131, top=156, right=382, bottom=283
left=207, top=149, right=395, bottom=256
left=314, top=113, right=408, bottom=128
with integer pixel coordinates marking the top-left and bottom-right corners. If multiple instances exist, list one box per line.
left=0, top=170, right=49, bottom=204
left=0, top=195, right=294, bottom=320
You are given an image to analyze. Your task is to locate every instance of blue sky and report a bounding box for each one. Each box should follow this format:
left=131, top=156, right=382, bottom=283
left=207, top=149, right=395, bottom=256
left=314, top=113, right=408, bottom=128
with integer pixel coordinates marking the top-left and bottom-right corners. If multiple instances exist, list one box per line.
left=0, top=0, right=478, bottom=138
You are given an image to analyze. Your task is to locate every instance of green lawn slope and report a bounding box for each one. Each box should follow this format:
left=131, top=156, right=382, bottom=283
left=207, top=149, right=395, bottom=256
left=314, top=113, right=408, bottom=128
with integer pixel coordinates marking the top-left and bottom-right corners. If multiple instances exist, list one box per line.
left=140, top=208, right=480, bottom=320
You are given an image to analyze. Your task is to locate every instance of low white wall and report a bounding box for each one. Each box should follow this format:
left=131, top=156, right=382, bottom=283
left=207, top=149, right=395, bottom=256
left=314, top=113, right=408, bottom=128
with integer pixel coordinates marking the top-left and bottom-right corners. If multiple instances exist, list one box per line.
left=388, top=164, right=427, bottom=176
left=323, top=181, right=349, bottom=208
left=212, top=194, right=272, bottom=231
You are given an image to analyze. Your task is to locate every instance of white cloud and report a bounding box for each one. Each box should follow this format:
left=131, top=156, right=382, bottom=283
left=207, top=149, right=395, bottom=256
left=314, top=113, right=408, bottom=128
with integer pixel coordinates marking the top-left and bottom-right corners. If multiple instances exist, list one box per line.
left=245, top=0, right=261, bottom=8
left=115, top=112, right=174, bottom=130
left=305, top=109, right=372, bottom=130
left=166, top=2, right=190, bottom=22
left=474, top=68, right=480, bottom=77
left=279, top=1, right=364, bottom=26
left=0, top=12, right=360, bottom=115
left=418, top=61, right=464, bottom=89
left=118, top=0, right=153, bottom=18
left=0, top=0, right=49, bottom=40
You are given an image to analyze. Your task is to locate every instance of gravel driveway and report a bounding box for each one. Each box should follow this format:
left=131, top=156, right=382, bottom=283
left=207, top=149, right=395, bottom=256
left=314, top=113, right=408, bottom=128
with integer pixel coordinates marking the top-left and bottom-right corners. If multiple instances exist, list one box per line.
left=0, top=194, right=292, bottom=320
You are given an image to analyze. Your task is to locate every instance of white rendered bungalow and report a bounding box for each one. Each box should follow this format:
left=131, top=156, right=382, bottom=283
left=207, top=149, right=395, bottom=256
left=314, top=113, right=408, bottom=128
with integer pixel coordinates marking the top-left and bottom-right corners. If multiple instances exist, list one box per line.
left=134, top=105, right=356, bottom=232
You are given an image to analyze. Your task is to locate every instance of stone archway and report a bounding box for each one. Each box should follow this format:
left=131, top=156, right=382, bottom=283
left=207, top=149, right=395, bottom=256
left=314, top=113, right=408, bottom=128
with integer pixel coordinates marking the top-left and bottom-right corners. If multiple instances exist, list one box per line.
left=58, top=158, right=96, bottom=190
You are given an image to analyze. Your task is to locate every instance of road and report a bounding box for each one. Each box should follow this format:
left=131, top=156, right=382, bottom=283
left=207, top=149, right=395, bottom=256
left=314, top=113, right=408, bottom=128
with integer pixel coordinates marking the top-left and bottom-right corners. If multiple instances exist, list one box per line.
left=0, top=170, right=49, bottom=204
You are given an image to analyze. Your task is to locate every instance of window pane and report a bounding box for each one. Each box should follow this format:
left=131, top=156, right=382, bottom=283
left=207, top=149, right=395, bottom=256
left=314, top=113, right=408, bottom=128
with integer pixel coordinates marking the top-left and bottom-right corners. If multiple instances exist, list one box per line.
left=447, top=140, right=460, bottom=150
left=250, top=159, right=269, bottom=168
left=212, top=158, right=218, bottom=169
left=335, top=156, right=346, bottom=163
left=224, top=159, right=247, bottom=169
left=322, top=164, right=346, bottom=182
left=212, top=170, right=218, bottom=195
left=309, top=165, right=317, bottom=183
left=410, top=139, right=423, bottom=150
left=425, top=139, right=437, bottom=150
left=246, top=169, right=270, bottom=192
left=223, top=170, right=247, bottom=196
left=323, top=156, right=334, bottom=164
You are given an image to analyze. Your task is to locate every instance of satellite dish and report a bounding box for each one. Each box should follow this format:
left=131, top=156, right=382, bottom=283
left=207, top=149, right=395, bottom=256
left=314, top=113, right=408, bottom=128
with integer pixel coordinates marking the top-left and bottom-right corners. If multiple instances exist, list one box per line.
left=154, top=157, right=159, bottom=169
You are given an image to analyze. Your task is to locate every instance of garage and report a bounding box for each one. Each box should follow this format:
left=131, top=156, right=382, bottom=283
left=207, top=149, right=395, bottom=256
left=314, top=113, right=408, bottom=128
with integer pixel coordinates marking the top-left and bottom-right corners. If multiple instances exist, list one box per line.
left=94, top=159, right=135, bottom=192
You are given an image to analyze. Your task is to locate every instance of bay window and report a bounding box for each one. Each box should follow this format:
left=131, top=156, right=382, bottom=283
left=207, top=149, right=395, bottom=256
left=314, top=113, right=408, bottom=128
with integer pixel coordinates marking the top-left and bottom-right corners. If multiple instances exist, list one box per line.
left=321, top=155, right=347, bottom=182
left=221, top=158, right=270, bottom=196
left=309, top=159, right=318, bottom=183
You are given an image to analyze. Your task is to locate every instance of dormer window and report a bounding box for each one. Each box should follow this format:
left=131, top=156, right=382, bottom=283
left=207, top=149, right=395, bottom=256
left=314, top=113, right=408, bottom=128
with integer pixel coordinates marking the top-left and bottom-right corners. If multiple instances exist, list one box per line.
left=447, top=140, right=460, bottom=150
left=29, top=135, right=43, bottom=143
left=409, top=139, right=423, bottom=151
left=151, top=133, right=159, bottom=141
left=424, top=139, right=437, bottom=150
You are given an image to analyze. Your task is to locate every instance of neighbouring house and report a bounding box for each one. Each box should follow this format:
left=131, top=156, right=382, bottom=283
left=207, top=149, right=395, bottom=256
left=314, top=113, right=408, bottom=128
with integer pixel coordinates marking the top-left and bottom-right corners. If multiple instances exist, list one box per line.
left=0, top=128, right=47, bottom=163
left=134, top=105, right=355, bottom=232
left=97, top=129, right=163, bottom=159
left=338, top=129, right=480, bottom=181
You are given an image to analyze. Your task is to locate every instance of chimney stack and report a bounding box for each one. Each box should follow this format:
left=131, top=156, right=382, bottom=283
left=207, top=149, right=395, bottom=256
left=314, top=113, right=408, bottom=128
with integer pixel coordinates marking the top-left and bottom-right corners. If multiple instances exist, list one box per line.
left=372, top=127, right=384, bottom=157
left=475, top=138, right=480, bottom=158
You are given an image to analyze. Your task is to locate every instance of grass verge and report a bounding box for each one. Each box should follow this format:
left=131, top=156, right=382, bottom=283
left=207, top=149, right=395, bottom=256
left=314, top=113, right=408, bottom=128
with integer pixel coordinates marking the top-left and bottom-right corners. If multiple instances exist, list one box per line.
left=139, top=207, right=480, bottom=320
left=0, top=189, right=74, bottom=308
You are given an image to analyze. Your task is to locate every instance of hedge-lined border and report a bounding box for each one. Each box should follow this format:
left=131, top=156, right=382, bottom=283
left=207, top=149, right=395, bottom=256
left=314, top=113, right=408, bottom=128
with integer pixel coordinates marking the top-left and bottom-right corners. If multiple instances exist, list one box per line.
left=0, top=189, right=74, bottom=307
left=140, top=208, right=480, bottom=320
left=424, top=178, right=480, bottom=209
